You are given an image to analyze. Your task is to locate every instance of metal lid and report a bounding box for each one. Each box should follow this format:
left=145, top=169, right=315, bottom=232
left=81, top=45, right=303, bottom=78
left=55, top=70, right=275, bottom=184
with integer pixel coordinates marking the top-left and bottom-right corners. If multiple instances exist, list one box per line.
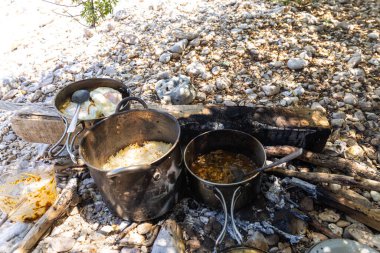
left=307, top=239, right=379, bottom=253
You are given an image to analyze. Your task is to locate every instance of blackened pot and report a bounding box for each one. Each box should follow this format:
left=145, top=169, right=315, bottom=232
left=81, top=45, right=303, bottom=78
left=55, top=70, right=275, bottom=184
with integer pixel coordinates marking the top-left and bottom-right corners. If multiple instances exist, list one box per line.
left=79, top=97, right=182, bottom=221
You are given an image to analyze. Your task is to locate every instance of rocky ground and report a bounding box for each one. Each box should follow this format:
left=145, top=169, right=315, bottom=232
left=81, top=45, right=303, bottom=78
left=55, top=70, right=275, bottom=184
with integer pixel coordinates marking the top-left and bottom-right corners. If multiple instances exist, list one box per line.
left=0, top=0, right=379, bottom=252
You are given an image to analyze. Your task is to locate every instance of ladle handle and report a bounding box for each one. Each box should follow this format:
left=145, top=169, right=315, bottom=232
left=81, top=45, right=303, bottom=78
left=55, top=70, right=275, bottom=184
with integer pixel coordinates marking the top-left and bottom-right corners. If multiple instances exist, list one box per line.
left=115, top=97, right=148, bottom=113
left=255, top=148, right=303, bottom=173
left=106, top=164, right=154, bottom=178
left=67, top=104, right=80, bottom=133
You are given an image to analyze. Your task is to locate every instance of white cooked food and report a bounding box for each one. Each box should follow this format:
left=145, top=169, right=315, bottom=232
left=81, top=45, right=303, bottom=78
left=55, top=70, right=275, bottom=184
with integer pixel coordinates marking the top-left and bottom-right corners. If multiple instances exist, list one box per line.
left=90, top=87, right=122, bottom=117
left=60, top=87, right=122, bottom=119
left=102, top=141, right=173, bottom=170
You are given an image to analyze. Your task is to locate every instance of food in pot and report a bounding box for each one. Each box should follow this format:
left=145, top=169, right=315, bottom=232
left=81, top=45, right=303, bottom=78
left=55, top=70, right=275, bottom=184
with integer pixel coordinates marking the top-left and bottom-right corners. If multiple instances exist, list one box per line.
left=60, top=87, right=122, bottom=120
left=191, top=150, right=257, bottom=183
left=102, top=141, right=173, bottom=170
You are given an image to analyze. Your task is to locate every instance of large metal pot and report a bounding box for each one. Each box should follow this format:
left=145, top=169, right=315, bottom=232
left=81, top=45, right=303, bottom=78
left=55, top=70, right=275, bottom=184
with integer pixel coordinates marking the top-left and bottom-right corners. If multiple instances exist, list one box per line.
left=184, top=130, right=302, bottom=251
left=79, top=97, right=182, bottom=221
left=49, top=78, right=130, bottom=160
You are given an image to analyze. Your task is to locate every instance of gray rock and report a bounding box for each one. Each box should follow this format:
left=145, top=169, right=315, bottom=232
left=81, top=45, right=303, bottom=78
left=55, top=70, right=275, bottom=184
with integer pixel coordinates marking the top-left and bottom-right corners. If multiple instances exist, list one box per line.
left=223, top=100, right=236, bottom=106
left=41, top=84, right=56, bottom=94
left=370, top=191, right=380, bottom=202
left=40, top=73, right=54, bottom=85
left=343, top=93, right=358, bottom=105
left=159, top=53, right=171, bottom=63
left=332, top=112, right=346, bottom=119
left=354, top=110, right=365, bottom=121
left=172, top=30, right=199, bottom=40
left=114, top=10, right=128, bottom=21
left=2, top=90, right=18, bottom=100
left=215, top=77, right=231, bottom=90
left=344, top=223, right=380, bottom=249
left=169, top=39, right=188, bottom=54
left=103, top=66, right=117, bottom=76
left=331, top=119, right=345, bottom=127
left=311, top=102, right=326, bottom=113
left=262, top=85, right=280, bottom=96
left=319, top=209, right=340, bottom=222
left=196, top=91, right=206, bottom=101
left=120, top=33, right=139, bottom=45
left=121, top=247, right=140, bottom=253
left=347, top=53, right=361, bottom=68
left=300, top=12, right=319, bottom=24
left=350, top=68, right=365, bottom=77
left=215, top=95, right=223, bottom=103
left=186, top=62, right=206, bottom=76
left=29, top=90, right=42, bottom=102
left=287, top=58, right=308, bottom=70
left=66, top=64, right=82, bottom=74
left=211, top=66, right=220, bottom=75
left=50, top=237, right=76, bottom=252
left=99, top=225, right=113, bottom=235
left=3, top=133, right=16, bottom=142
left=155, top=75, right=196, bottom=105
left=368, top=32, right=379, bottom=40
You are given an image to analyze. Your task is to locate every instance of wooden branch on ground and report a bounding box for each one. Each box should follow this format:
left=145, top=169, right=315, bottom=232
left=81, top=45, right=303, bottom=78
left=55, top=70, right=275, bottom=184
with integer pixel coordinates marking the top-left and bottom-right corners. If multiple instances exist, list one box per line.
left=265, top=146, right=380, bottom=182
left=269, top=167, right=380, bottom=192
left=13, top=178, right=78, bottom=253
left=1, top=101, right=331, bottom=152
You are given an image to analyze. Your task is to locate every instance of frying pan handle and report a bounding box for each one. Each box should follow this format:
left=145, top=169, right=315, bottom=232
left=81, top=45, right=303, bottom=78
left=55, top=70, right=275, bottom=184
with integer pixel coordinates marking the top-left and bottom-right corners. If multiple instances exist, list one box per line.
left=213, top=186, right=243, bottom=252
left=106, top=164, right=155, bottom=178
left=115, top=97, right=148, bottom=113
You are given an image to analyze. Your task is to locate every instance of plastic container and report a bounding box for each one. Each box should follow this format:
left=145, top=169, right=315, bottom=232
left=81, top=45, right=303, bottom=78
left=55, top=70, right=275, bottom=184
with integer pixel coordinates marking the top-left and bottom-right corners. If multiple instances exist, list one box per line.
left=0, top=167, right=57, bottom=222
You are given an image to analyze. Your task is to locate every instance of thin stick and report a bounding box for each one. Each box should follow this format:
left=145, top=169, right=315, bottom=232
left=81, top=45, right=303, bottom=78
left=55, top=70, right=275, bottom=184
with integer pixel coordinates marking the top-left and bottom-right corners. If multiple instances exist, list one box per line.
left=268, top=167, right=380, bottom=192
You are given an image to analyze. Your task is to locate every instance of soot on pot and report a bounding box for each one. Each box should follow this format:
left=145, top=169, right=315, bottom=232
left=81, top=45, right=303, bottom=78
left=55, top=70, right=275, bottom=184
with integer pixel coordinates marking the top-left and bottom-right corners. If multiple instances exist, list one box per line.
left=190, top=150, right=258, bottom=184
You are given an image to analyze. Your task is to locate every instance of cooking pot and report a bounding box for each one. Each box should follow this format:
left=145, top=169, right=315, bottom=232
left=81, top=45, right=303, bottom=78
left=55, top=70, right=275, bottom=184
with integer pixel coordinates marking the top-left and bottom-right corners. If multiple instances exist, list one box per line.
left=49, top=78, right=130, bottom=161
left=79, top=97, right=182, bottom=221
left=184, top=130, right=302, bottom=251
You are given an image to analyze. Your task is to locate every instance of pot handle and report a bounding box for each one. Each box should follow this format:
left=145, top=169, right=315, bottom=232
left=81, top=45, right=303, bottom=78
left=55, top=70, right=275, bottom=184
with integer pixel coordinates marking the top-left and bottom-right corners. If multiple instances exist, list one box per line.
left=65, top=122, right=85, bottom=163
left=115, top=97, right=148, bottom=113
left=213, top=186, right=243, bottom=252
left=106, top=164, right=155, bottom=178
left=48, top=115, right=69, bottom=158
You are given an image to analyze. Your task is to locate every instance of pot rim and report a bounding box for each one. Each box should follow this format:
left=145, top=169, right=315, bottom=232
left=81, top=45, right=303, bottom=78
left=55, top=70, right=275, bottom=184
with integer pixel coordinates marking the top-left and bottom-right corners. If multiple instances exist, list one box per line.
left=53, top=78, right=128, bottom=122
left=78, top=108, right=181, bottom=172
left=183, top=129, right=267, bottom=187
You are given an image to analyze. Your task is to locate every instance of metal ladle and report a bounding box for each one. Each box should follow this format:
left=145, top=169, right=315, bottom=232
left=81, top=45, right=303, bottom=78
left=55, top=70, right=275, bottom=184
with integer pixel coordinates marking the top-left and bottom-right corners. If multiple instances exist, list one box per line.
left=66, top=89, right=90, bottom=161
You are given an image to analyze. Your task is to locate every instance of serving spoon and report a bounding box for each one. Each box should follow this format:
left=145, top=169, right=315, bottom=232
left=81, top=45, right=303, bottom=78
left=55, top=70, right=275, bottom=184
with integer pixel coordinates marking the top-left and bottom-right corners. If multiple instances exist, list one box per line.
left=67, top=89, right=90, bottom=133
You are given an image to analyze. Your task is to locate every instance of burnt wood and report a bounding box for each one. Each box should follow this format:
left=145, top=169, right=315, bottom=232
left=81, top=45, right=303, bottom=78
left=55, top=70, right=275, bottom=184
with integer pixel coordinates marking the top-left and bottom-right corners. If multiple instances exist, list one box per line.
left=0, top=101, right=331, bottom=152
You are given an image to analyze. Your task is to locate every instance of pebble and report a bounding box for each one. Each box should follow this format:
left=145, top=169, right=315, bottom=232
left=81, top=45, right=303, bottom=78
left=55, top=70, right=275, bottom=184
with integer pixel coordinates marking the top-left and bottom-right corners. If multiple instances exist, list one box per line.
left=332, top=111, right=346, bottom=119
left=186, top=62, right=206, bottom=76
left=99, top=225, right=113, bottom=235
left=328, top=223, right=343, bottom=236
left=120, top=34, right=139, bottom=45
left=120, top=231, right=145, bottom=246
left=3, top=133, right=16, bottom=142
left=137, top=223, right=153, bottom=235
left=211, top=66, right=220, bottom=75
left=287, top=58, right=308, bottom=70
left=215, top=77, right=231, bottom=90
left=311, top=102, right=326, bottom=113
left=347, top=53, right=361, bottom=68
left=262, top=85, right=280, bottom=96
left=343, top=93, right=358, bottom=105
left=159, top=53, right=171, bottom=63
left=336, top=220, right=350, bottom=228
left=169, top=39, right=188, bottom=54
left=309, top=232, right=328, bottom=244
left=331, top=119, right=345, bottom=128
left=246, top=231, right=269, bottom=252
left=318, top=209, right=340, bottom=222
left=50, top=237, right=76, bottom=252
left=368, top=31, right=379, bottom=40
left=370, top=191, right=380, bottom=202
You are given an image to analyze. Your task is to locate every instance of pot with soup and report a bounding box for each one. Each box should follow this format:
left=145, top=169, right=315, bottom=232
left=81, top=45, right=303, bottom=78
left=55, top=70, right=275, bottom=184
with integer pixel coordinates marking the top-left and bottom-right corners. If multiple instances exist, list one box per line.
left=79, top=97, right=182, bottom=221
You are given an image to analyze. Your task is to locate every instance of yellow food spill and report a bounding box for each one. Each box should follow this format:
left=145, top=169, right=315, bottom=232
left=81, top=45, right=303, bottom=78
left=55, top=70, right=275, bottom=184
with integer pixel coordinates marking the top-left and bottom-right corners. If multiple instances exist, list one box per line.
left=102, top=141, right=173, bottom=170
left=191, top=150, right=257, bottom=184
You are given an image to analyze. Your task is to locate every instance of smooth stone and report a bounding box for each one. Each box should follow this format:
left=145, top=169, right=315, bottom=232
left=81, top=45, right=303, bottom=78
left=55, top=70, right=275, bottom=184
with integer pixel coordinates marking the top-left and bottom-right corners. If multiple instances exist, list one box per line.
left=215, top=77, right=231, bottom=90
left=311, top=102, right=326, bottom=113
left=262, top=85, right=280, bottom=96
left=368, top=32, right=379, bottom=40
left=336, top=220, right=351, bottom=228
left=99, top=225, right=113, bottom=235
left=328, top=223, right=343, bottom=236
left=287, top=58, right=308, bottom=70
left=309, top=232, right=328, bottom=244
left=3, top=133, right=16, bottom=142
left=120, top=33, right=139, bottom=45
left=343, top=223, right=371, bottom=238
left=343, top=93, right=358, bottom=105
left=348, top=53, right=361, bottom=68
left=155, top=75, right=196, bottom=105
left=331, top=119, right=345, bottom=127
left=319, top=209, right=340, bottom=222
left=159, top=53, right=171, bottom=63
left=169, top=39, right=188, bottom=54
left=370, top=191, right=380, bottom=202
left=50, top=237, right=76, bottom=252
left=186, top=62, right=206, bottom=76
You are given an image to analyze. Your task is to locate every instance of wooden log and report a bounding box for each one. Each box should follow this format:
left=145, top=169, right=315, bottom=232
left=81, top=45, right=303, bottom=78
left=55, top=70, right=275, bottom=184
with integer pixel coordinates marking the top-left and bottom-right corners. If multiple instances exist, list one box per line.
left=268, top=168, right=380, bottom=192
left=2, top=101, right=331, bottom=152
left=13, top=178, right=78, bottom=253
left=265, top=145, right=380, bottom=182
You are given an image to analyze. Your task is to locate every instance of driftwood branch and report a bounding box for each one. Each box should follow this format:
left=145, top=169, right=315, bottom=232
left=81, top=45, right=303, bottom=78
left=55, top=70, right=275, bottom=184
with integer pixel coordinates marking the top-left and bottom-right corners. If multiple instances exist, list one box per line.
left=269, top=167, right=380, bottom=192
left=13, top=178, right=78, bottom=253
left=265, top=146, right=380, bottom=182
